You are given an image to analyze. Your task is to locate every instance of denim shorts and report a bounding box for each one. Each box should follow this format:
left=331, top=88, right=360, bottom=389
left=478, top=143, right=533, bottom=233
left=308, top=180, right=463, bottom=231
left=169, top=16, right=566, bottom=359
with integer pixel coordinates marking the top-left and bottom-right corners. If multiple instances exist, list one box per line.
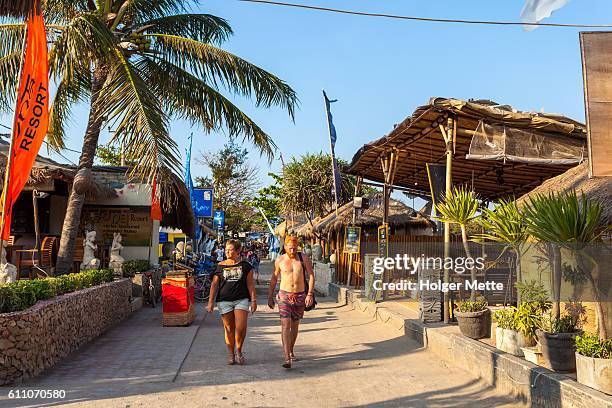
left=217, top=298, right=250, bottom=315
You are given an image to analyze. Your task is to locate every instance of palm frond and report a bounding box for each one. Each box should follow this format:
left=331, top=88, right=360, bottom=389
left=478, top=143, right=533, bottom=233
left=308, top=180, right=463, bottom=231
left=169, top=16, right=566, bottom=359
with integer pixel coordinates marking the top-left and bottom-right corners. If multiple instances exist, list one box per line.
left=139, top=14, right=232, bottom=44
left=0, top=23, right=24, bottom=58
left=47, top=71, right=91, bottom=150
left=0, top=50, right=20, bottom=111
left=41, top=0, right=89, bottom=25
left=139, top=58, right=276, bottom=159
left=48, top=12, right=116, bottom=81
left=125, top=0, right=189, bottom=23
left=98, top=52, right=179, bottom=181
left=148, top=34, right=298, bottom=117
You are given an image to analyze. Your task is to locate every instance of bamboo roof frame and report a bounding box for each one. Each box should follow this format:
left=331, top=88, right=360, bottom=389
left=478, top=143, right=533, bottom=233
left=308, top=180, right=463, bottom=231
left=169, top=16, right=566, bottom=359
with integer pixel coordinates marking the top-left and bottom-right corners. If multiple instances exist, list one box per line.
left=348, top=97, right=588, bottom=201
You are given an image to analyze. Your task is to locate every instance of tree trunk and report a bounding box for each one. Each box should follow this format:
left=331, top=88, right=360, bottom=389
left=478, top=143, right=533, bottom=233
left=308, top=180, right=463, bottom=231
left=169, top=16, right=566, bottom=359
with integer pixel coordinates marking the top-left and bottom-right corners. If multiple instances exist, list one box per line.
left=461, top=225, right=476, bottom=300
left=55, top=68, right=106, bottom=274
left=551, top=245, right=562, bottom=320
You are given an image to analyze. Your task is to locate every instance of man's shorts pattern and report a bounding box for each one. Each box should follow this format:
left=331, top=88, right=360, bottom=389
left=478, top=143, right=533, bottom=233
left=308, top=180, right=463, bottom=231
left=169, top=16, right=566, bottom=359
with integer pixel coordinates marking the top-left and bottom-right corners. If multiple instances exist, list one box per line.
left=217, top=298, right=250, bottom=315
left=277, top=290, right=306, bottom=321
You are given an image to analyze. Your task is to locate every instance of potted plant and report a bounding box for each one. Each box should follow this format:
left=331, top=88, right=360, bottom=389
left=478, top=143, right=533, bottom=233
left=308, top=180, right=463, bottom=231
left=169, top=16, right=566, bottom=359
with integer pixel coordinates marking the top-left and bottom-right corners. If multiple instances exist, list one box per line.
left=575, top=332, right=612, bottom=395
left=493, top=307, right=535, bottom=356
left=454, top=298, right=490, bottom=339
left=537, top=301, right=587, bottom=372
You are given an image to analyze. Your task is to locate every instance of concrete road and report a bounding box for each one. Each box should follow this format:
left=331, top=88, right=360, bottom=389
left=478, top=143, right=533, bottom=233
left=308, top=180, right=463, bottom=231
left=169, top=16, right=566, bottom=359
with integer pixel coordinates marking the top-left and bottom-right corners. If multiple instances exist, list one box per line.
left=0, top=261, right=522, bottom=407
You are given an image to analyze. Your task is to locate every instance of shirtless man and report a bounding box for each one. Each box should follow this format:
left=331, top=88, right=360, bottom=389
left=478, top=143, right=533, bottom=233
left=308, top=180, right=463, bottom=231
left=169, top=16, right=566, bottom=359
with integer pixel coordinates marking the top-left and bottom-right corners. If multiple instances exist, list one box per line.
left=268, top=236, right=315, bottom=368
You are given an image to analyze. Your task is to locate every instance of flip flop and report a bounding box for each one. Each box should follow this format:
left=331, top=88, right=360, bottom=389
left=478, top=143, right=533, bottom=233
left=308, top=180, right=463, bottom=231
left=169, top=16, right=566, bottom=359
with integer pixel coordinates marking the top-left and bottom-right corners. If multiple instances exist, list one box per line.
left=282, top=359, right=292, bottom=369
left=236, top=352, right=245, bottom=365
left=290, top=353, right=299, bottom=362
left=227, top=353, right=236, bottom=365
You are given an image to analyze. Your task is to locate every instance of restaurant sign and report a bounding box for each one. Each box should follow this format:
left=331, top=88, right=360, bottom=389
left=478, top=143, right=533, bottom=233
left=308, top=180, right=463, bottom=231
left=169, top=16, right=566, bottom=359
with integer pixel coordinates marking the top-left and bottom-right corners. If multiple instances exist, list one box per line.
left=81, top=206, right=152, bottom=246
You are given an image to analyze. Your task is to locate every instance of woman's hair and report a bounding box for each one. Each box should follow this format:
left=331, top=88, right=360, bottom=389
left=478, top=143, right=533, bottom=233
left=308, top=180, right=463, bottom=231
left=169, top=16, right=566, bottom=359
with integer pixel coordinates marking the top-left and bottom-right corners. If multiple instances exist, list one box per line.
left=225, top=239, right=242, bottom=252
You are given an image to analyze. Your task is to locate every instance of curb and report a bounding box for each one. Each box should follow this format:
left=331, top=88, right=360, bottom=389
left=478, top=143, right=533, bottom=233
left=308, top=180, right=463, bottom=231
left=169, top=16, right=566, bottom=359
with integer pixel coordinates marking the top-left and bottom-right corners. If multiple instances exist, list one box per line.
left=330, top=283, right=612, bottom=408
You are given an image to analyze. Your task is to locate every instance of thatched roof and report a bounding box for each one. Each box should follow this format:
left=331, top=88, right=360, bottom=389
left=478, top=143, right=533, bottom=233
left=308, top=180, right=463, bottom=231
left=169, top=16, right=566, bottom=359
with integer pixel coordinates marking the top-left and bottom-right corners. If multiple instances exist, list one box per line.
left=348, top=97, right=586, bottom=200
left=516, top=161, right=612, bottom=225
left=310, top=193, right=435, bottom=237
left=0, top=140, right=116, bottom=200
left=274, top=215, right=308, bottom=238
left=0, top=139, right=195, bottom=236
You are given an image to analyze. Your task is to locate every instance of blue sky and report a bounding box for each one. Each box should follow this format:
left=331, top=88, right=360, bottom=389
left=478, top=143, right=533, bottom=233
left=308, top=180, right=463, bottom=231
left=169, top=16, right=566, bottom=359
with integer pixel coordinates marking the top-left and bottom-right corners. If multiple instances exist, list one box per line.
left=9, top=0, right=612, bottom=189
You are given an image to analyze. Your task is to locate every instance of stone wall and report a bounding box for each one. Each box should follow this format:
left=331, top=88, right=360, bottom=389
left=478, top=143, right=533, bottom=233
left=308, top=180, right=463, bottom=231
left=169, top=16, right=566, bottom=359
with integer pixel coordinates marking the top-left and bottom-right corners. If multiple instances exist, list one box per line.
left=313, top=262, right=334, bottom=296
left=0, top=279, right=132, bottom=385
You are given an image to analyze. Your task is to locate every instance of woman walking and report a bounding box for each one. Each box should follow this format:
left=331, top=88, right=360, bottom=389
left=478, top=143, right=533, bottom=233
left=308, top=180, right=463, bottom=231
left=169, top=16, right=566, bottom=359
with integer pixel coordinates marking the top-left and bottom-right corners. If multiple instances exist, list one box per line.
left=207, top=239, right=257, bottom=365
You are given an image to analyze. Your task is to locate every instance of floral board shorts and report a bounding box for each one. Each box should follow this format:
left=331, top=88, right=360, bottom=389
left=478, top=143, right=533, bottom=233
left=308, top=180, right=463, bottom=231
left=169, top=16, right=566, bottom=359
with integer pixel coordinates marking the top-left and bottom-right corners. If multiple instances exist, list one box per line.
left=277, top=290, right=306, bottom=321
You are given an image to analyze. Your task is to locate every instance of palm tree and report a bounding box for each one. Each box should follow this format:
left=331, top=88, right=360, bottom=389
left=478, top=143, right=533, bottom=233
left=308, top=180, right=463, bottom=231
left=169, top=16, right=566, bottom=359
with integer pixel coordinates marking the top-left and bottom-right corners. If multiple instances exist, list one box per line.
left=435, top=185, right=480, bottom=300
left=475, top=198, right=529, bottom=303
left=523, top=191, right=608, bottom=338
left=0, top=0, right=36, bottom=17
left=0, top=1, right=297, bottom=274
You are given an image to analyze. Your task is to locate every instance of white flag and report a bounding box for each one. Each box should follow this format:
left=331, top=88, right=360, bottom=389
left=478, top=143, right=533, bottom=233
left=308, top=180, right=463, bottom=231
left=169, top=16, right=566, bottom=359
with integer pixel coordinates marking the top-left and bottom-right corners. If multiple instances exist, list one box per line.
left=521, top=0, right=569, bottom=31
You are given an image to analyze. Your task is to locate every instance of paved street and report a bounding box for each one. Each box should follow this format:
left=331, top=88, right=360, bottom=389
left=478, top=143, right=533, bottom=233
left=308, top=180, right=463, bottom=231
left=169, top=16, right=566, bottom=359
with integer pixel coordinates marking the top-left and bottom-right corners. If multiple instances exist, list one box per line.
left=0, top=262, right=521, bottom=407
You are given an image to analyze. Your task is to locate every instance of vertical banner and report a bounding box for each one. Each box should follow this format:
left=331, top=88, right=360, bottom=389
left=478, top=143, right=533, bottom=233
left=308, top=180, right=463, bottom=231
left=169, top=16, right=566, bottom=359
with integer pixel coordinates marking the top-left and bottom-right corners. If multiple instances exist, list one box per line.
left=580, top=32, right=612, bottom=177
left=323, top=90, right=342, bottom=207
left=1, top=6, right=49, bottom=240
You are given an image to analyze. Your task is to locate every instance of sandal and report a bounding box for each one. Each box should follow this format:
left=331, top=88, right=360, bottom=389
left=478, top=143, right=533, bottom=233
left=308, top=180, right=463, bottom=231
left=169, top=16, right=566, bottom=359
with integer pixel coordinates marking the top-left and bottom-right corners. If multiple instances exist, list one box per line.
left=227, top=353, right=236, bottom=365
left=236, top=351, right=245, bottom=365
left=282, top=359, right=292, bottom=369
left=290, top=353, right=299, bottom=362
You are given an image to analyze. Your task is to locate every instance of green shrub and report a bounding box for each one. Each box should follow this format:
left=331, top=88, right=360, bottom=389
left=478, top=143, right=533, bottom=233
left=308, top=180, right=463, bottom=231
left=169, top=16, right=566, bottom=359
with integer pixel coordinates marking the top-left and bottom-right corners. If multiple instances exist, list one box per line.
left=0, top=268, right=115, bottom=313
left=456, top=298, right=488, bottom=313
left=122, top=260, right=151, bottom=278
left=493, top=307, right=519, bottom=331
left=576, top=332, right=612, bottom=359
left=541, top=301, right=588, bottom=334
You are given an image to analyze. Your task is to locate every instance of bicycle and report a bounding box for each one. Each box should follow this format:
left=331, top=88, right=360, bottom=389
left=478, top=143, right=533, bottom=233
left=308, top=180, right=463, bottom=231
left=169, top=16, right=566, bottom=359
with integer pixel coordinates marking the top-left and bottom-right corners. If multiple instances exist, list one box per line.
left=143, top=269, right=160, bottom=308
left=193, top=255, right=216, bottom=302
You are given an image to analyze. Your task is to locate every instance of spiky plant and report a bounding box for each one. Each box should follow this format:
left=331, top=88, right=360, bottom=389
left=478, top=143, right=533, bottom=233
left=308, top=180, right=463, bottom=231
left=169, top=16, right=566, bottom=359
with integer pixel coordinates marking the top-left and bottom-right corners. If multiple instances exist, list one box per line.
left=523, top=190, right=608, bottom=338
left=435, top=185, right=480, bottom=300
left=0, top=0, right=297, bottom=273
left=475, top=198, right=529, bottom=301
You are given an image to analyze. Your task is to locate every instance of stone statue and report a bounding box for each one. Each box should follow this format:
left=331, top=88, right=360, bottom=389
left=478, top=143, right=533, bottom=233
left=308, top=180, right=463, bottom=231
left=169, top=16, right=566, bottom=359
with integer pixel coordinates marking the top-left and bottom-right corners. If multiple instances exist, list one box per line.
left=80, top=230, right=100, bottom=271
left=312, top=244, right=323, bottom=262
left=0, top=242, right=16, bottom=284
left=109, top=233, right=125, bottom=274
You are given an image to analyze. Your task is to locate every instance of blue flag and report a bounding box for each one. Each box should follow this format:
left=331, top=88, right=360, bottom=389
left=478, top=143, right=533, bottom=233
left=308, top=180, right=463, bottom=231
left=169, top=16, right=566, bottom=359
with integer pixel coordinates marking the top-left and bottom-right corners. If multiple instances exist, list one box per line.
left=184, top=134, right=200, bottom=240
left=323, top=90, right=342, bottom=207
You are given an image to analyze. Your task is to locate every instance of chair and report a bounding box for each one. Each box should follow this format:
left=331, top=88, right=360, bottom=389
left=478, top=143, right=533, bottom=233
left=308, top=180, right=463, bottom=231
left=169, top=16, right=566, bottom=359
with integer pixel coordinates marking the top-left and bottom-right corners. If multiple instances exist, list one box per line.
left=39, top=236, right=59, bottom=276
left=72, top=239, right=84, bottom=274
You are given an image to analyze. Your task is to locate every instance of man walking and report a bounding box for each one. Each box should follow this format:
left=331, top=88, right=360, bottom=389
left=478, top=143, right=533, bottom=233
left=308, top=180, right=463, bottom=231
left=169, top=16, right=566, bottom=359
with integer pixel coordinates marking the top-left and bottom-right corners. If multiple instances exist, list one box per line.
left=268, top=236, right=315, bottom=368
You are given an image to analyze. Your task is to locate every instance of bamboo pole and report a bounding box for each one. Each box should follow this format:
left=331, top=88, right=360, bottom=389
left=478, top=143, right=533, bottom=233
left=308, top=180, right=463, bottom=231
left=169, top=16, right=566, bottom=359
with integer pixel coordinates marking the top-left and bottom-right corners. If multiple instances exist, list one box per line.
left=443, top=117, right=454, bottom=324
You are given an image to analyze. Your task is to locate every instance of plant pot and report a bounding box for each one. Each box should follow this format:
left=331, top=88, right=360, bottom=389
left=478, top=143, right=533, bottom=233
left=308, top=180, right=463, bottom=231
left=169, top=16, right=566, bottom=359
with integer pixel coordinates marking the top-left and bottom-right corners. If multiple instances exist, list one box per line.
left=575, top=352, right=612, bottom=395
left=521, top=346, right=545, bottom=366
left=455, top=309, right=490, bottom=339
left=536, top=330, right=578, bottom=372
left=496, top=327, right=536, bottom=356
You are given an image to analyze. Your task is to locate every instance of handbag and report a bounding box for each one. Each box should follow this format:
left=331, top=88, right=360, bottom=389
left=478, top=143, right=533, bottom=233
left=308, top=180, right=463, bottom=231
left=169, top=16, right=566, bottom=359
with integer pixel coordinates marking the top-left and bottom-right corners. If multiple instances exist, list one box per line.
left=298, top=252, right=317, bottom=311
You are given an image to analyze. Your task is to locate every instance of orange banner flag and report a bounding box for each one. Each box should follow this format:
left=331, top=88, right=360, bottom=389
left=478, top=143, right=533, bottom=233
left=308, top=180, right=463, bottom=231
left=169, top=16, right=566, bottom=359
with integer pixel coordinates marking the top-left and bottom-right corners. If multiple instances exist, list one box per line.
left=151, top=178, right=163, bottom=221
left=1, top=6, right=49, bottom=240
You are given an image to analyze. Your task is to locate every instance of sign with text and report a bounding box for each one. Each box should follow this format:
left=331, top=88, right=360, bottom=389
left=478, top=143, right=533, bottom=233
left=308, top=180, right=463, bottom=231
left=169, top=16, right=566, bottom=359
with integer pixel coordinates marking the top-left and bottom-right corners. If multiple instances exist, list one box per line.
left=81, top=206, right=152, bottom=246
left=344, top=226, right=361, bottom=254
left=377, top=224, right=388, bottom=258
left=193, top=188, right=214, bottom=217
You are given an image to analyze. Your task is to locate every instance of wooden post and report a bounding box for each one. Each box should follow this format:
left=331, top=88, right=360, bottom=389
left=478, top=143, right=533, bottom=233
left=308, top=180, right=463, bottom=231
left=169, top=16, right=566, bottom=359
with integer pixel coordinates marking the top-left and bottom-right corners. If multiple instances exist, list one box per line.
left=443, top=116, right=454, bottom=324
left=380, top=151, right=399, bottom=300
